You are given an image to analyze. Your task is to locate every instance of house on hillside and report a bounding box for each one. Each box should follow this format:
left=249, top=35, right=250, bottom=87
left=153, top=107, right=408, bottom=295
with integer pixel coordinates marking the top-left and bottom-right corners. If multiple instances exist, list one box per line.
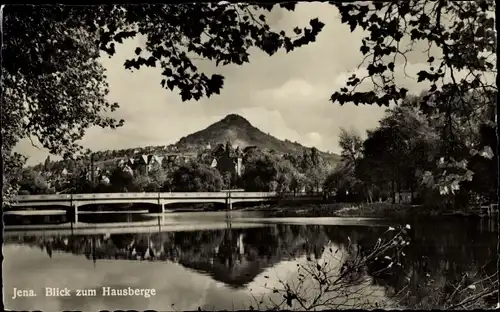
left=216, top=154, right=243, bottom=178
left=213, top=143, right=226, bottom=157
left=209, top=158, right=218, bottom=168
left=215, top=143, right=243, bottom=182
left=394, top=190, right=415, bottom=204
left=85, top=166, right=102, bottom=182
left=122, top=152, right=197, bottom=174
left=208, top=141, right=244, bottom=184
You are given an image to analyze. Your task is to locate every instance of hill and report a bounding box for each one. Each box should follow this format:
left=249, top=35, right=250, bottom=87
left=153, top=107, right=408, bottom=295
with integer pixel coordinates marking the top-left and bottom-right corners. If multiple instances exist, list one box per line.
left=33, top=114, right=341, bottom=170
left=175, top=114, right=340, bottom=161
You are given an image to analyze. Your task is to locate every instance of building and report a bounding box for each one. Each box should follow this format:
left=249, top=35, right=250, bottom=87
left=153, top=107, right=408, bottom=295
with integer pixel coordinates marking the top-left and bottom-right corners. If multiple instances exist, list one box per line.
left=214, top=143, right=243, bottom=182
left=394, top=190, right=415, bottom=204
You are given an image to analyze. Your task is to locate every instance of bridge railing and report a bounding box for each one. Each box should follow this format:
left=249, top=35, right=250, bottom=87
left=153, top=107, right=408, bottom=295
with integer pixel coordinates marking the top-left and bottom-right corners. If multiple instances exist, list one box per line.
left=73, top=193, right=161, bottom=200
left=14, top=191, right=323, bottom=202
left=159, top=192, right=227, bottom=198
left=232, top=192, right=278, bottom=197
left=15, top=194, right=72, bottom=201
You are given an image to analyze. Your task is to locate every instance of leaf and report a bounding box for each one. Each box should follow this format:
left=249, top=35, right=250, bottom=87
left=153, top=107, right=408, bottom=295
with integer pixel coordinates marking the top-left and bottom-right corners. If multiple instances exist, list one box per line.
left=480, top=146, right=494, bottom=159
left=416, top=71, right=428, bottom=82
left=349, top=20, right=358, bottom=32
left=166, top=80, right=175, bottom=91
left=309, top=18, right=325, bottom=31
left=360, top=45, right=370, bottom=55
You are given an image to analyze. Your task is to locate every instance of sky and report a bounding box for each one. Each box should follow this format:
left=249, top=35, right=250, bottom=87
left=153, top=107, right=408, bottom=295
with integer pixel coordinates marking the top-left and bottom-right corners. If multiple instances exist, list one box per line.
left=16, top=3, right=435, bottom=166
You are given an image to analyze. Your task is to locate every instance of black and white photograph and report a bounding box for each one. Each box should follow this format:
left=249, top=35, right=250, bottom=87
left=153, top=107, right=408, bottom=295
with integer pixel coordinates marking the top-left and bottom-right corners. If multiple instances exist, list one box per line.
left=2, top=2, right=498, bottom=311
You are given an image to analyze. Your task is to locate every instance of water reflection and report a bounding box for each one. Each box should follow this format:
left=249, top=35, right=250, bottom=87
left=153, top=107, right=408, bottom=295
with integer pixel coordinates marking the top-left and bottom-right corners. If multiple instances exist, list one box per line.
left=3, top=217, right=497, bottom=310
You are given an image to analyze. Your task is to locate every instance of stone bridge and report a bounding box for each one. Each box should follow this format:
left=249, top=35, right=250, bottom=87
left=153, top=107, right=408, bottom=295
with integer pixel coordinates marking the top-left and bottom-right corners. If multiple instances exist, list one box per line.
left=9, top=192, right=322, bottom=223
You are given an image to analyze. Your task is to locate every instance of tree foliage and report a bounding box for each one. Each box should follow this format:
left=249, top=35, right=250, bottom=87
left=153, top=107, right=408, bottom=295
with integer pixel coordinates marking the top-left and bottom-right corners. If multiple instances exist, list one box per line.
left=2, top=6, right=123, bottom=157
left=242, top=149, right=307, bottom=193
left=17, top=168, right=53, bottom=195
left=2, top=4, right=324, bottom=202
left=335, top=91, right=496, bottom=207
left=6, top=2, right=495, bottom=204
left=242, top=150, right=280, bottom=192
left=171, top=162, right=224, bottom=192
left=109, top=166, right=136, bottom=192
left=331, top=0, right=496, bottom=106
left=330, top=0, right=497, bottom=194
left=96, top=4, right=324, bottom=101
left=328, top=129, right=365, bottom=198
left=338, top=128, right=363, bottom=169
left=299, top=148, right=331, bottom=192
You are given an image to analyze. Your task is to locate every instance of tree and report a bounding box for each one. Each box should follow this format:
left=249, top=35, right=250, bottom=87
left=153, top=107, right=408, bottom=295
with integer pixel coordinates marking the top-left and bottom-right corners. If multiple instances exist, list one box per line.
left=67, top=173, right=99, bottom=194
left=222, top=171, right=233, bottom=190
left=148, top=168, right=169, bottom=192
left=242, top=151, right=279, bottom=192
left=109, top=166, right=135, bottom=192
left=18, top=168, right=53, bottom=195
left=274, top=159, right=301, bottom=193
left=338, top=128, right=363, bottom=168
left=348, top=90, right=494, bottom=208
left=171, top=162, right=224, bottom=192
left=2, top=153, right=26, bottom=202
left=335, top=129, right=368, bottom=201
left=283, top=153, right=300, bottom=168
left=241, top=149, right=302, bottom=193
left=357, top=103, right=440, bottom=203
left=330, top=0, right=496, bottom=195
left=463, top=120, right=498, bottom=203
left=133, top=174, right=160, bottom=192
left=2, top=4, right=324, bottom=203
left=2, top=7, right=123, bottom=158
left=290, top=172, right=307, bottom=194
left=43, top=156, right=53, bottom=172
left=2, top=7, right=120, bottom=203
left=299, top=148, right=329, bottom=192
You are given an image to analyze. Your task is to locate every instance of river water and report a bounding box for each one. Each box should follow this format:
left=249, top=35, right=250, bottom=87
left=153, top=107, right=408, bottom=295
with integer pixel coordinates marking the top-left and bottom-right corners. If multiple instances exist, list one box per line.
left=3, top=211, right=498, bottom=311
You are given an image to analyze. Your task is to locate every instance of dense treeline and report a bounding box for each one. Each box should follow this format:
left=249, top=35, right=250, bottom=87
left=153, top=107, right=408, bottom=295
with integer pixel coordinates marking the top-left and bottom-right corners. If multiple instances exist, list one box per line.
left=18, top=145, right=334, bottom=195
left=323, top=91, right=497, bottom=210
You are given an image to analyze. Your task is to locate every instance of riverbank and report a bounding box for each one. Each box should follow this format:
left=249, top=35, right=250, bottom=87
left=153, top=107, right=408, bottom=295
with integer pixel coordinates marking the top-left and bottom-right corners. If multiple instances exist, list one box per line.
left=240, top=202, right=491, bottom=219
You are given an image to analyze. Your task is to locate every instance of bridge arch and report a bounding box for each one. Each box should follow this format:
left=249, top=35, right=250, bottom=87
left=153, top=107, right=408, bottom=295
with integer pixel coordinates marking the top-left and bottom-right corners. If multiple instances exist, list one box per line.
left=161, top=198, right=227, bottom=205
left=73, top=199, right=160, bottom=208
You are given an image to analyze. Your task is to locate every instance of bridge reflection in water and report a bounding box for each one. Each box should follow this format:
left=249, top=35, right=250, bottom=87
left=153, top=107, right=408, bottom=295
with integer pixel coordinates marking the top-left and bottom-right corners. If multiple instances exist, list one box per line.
left=3, top=216, right=497, bottom=311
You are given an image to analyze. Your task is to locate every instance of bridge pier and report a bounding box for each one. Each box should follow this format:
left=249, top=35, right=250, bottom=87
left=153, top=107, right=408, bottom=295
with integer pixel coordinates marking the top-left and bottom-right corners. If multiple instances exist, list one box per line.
left=226, top=194, right=232, bottom=211
left=69, top=205, right=79, bottom=224
left=158, top=194, right=165, bottom=214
